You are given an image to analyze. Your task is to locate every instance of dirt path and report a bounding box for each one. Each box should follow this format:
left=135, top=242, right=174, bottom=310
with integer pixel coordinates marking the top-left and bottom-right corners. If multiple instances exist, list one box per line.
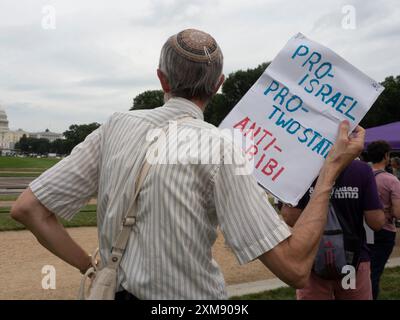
left=0, top=227, right=274, bottom=300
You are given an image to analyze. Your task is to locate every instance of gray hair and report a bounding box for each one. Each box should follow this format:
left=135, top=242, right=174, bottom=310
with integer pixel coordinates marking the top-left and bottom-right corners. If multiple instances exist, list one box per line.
left=158, top=30, right=223, bottom=102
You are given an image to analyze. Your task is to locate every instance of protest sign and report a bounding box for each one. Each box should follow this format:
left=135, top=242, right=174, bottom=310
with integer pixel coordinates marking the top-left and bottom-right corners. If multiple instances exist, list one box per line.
left=219, top=33, right=385, bottom=205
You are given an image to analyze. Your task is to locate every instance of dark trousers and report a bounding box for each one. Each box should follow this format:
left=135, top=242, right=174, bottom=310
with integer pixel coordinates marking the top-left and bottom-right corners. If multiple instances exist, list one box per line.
left=368, top=229, right=396, bottom=300
left=115, top=290, right=140, bottom=300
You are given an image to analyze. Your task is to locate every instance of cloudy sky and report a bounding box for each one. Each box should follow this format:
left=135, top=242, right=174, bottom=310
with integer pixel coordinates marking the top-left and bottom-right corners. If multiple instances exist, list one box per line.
left=1, top=0, right=399, bottom=133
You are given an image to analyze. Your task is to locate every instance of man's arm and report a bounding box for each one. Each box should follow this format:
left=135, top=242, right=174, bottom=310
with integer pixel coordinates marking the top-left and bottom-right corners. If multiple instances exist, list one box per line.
left=258, top=122, right=365, bottom=288
left=391, top=179, right=400, bottom=219
left=259, top=166, right=335, bottom=288
left=364, top=210, right=385, bottom=231
left=392, top=199, right=400, bottom=219
left=11, top=188, right=91, bottom=273
left=361, top=164, right=385, bottom=231
left=10, top=124, right=105, bottom=274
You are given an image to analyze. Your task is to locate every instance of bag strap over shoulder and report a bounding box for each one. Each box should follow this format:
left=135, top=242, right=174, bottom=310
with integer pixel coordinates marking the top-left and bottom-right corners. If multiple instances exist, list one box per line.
left=106, top=115, right=193, bottom=270
left=373, top=169, right=386, bottom=177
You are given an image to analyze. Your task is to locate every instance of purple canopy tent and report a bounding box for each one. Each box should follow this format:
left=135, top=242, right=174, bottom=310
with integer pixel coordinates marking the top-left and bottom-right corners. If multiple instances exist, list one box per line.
left=364, top=121, right=400, bottom=150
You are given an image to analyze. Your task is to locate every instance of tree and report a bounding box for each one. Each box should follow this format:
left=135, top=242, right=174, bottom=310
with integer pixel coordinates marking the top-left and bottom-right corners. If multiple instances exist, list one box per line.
left=130, top=90, right=164, bottom=111
left=222, top=62, right=270, bottom=111
left=361, top=75, right=400, bottom=128
left=63, top=123, right=101, bottom=154
left=33, top=138, right=51, bottom=154
left=15, top=134, right=29, bottom=152
left=50, top=139, right=68, bottom=155
left=205, top=62, right=270, bottom=126
left=203, top=93, right=229, bottom=126
left=15, top=135, right=51, bottom=154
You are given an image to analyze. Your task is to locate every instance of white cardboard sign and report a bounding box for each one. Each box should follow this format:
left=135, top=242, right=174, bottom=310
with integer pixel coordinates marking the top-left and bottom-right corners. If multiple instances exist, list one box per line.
left=219, top=33, right=384, bottom=205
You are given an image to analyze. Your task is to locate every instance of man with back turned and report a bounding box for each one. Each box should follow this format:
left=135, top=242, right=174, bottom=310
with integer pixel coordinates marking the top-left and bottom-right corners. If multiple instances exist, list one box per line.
left=12, top=29, right=365, bottom=299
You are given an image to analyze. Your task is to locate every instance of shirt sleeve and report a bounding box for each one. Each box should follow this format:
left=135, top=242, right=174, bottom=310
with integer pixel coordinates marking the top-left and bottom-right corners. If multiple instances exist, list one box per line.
left=211, top=146, right=291, bottom=265
left=390, top=176, right=400, bottom=200
left=29, top=125, right=104, bottom=221
left=362, top=166, right=383, bottom=211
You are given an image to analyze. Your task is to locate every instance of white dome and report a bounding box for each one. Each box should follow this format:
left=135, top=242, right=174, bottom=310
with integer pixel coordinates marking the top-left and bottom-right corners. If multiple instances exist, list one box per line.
left=0, top=105, right=10, bottom=132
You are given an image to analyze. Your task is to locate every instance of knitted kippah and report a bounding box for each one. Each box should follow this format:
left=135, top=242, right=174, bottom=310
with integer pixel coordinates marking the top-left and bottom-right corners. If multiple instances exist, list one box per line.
left=169, top=29, right=220, bottom=64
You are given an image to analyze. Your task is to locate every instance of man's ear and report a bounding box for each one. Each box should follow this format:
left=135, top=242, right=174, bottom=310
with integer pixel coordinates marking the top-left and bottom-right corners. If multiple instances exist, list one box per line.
left=157, top=69, right=171, bottom=93
left=214, top=74, right=225, bottom=94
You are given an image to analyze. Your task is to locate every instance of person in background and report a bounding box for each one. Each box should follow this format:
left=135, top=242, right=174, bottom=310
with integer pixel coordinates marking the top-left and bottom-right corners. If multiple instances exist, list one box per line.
left=367, top=141, right=400, bottom=299
left=391, top=157, right=400, bottom=180
left=393, top=157, right=400, bottom=228
left=281, top=160, right=385, bottom=300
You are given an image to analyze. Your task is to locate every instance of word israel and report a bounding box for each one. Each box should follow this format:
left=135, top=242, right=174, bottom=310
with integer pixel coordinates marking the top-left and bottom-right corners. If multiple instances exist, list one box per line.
left=291, top=44, right=358, bottom=121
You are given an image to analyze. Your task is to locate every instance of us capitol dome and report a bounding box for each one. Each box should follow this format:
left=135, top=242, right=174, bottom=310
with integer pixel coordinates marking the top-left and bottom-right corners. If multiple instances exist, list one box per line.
left=0, top=105, right=9, bottom=132
left=0, top=105, right=63, bottom=151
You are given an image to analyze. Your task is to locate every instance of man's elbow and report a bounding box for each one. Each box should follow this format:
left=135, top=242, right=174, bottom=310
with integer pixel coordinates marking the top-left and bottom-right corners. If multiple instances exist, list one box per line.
left=377, top=220, right=385, bottom=231
left=286, top=264, right=310, bottom=289
left=10, top=189, right=37, bottom=223
left=10, top=200, right=29, bottom=223
left=365, top=210, right=386, bottom=231
left=370, top=215, right=386, bottom=231
left=293, top=272, right=309, bottom=289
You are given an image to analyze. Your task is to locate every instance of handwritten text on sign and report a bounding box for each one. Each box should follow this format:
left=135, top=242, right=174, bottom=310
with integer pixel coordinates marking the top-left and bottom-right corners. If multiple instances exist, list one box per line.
left=220, top=33, right=384, bottom=205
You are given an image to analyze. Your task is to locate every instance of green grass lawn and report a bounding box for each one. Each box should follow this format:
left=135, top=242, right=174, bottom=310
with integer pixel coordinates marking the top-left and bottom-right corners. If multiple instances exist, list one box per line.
left=231, top=266, right=400, bottom=300
left=0, top=194, right=19, bottom=201
left=0, top=204, right=97, bottom=231
left=0, top=156, right=59, bottom=169
left=378, top=267, right=400, bottom=300
left=0, top=168, right=45, bottom=172
left=0, top=172, right=42, bottom=177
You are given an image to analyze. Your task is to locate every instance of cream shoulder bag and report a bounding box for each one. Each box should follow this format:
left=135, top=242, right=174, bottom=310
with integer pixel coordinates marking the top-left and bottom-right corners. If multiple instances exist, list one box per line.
left=77, top=116, right=192, bottom=300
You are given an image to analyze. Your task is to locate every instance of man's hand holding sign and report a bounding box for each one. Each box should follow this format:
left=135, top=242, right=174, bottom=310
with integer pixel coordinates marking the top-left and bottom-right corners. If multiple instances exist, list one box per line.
left=220, top=33, right=381, bottom=287
left=258, top=121, right=365, bottom=288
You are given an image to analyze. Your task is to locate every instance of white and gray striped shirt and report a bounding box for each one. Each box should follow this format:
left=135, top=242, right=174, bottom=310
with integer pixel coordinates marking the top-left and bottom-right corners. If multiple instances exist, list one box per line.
left=30, top=97, right=291, bottom=299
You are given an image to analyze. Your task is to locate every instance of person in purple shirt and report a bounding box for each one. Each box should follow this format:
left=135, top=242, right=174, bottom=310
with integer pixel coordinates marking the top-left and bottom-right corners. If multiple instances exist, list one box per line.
left=282, top=160, right=385, bottom=300
left=367, top=141, right=400, bottom=299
